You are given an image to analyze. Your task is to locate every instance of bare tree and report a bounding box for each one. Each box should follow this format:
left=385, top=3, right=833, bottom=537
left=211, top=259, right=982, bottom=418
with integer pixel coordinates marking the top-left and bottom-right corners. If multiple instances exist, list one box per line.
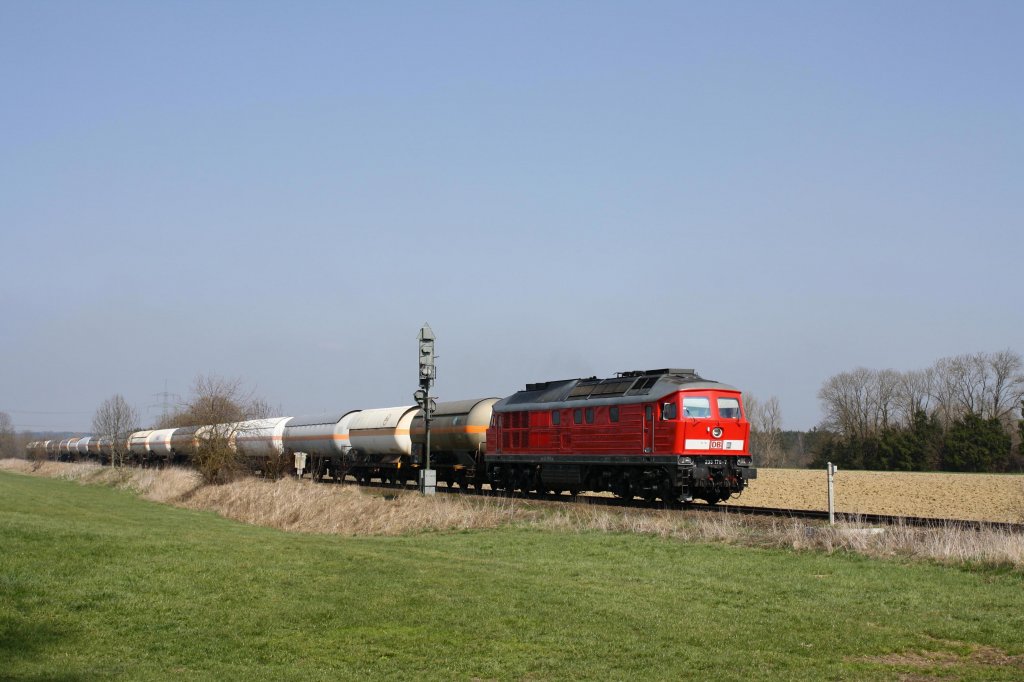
left=746, top=394, right=783, bottom=467
left=92, top=395, right=139, bottom=467
left=0, top=411, right=17, bottom=459
left=984, top=349, right=1024, bottom=422
left=931, top=350, right=1024, bottom=426
left=818, top=367, right=876, bottom=438
left=894, top=368, right=935, bottom=426
left=168, top=375, right=270, bottom=484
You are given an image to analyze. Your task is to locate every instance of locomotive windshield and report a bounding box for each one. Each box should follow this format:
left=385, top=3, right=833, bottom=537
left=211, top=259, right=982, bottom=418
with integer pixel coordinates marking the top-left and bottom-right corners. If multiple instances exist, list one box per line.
left=682, top=396, right=711, bottom=418
left=718, top=397, right=741, bottom=419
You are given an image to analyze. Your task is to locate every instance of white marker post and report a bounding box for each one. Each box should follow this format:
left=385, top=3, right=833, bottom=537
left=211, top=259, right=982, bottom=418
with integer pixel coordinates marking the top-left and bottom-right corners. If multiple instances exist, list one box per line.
left=827, top=462, right=838, bottom=525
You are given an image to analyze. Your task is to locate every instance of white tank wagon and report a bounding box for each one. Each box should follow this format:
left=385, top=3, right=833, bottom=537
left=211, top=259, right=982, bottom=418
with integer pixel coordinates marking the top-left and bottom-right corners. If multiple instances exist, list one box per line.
left=95, top=437, right=113, bottom=463
left=230, top=417, right=292, bottom=457
left=168, top=426, right=200, bottom=463
left=58, top=438, right=77, bottom=461
left=145, top=429, right=176, bottom=465
left=45, top=440, right=58, bottom=460
left=282, top=410, right=361, bottom=481
left=128, top=430, right=154, bottom=464
left=410, top=397, right=499, bottom=488
left=88, top=437, right=103, bottom=459
left=75, top=437, right=93, bottom=459
left=347, top=405, right=420, bottom=484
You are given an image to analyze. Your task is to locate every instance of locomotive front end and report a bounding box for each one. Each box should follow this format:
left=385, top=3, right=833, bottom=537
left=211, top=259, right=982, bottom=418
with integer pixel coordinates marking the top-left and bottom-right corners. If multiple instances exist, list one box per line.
left=672, top=389, right=757, bottom=503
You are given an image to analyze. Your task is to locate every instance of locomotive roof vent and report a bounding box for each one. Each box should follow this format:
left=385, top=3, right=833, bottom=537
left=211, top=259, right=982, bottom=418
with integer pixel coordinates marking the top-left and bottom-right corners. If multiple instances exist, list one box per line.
left=617, top=368, right=697, bottom=378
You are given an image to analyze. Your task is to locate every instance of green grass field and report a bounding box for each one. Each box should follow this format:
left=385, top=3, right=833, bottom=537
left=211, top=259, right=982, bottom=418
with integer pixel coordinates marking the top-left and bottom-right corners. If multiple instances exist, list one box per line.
left=2, top=471, right=1022, bottom=681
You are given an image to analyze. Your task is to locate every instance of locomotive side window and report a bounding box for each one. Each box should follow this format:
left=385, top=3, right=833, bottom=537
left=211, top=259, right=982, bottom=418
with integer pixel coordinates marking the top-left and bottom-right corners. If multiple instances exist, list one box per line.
left=718, top=397, right=741, bottom=419
left=552, top=410, right=560, bottom=425
left=585, top=407, right=595, bottom=424
left=682, top=396, right=711, bottom=418
left=661, top=402, right=678, bottom=420
left=610, top=406, right=619, bottom=422
left=574, top=408, right=582, bottom=424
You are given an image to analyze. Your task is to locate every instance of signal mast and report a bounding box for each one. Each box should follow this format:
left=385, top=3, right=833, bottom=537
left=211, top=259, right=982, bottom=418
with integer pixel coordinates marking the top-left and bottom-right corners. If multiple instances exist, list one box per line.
left=415, top=323, right=437, bottom=495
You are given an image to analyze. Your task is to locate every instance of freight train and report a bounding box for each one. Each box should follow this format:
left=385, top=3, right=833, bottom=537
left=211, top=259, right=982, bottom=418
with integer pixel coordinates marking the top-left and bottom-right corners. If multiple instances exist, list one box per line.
left=25, top=368, right=757, bottom=504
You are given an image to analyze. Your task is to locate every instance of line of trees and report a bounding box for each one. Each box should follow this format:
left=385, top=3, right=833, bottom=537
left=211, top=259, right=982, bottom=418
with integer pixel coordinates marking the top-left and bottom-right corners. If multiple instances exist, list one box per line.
left=814, top=350, right=1024, bottom=472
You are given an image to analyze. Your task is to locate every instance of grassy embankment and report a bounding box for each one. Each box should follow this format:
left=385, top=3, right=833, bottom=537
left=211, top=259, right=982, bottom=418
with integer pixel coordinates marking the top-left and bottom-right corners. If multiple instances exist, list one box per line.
left=2, top=469, right=1023, bottom=680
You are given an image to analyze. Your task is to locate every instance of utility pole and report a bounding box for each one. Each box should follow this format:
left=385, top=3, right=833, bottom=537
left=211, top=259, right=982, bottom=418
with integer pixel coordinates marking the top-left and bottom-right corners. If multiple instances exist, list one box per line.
left=416, top=323, right=437, bottom=495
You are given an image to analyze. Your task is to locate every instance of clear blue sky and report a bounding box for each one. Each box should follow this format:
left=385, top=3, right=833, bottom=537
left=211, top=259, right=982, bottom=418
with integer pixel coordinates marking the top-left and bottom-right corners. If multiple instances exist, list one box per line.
left=2, top=1, right=1021, bottom=432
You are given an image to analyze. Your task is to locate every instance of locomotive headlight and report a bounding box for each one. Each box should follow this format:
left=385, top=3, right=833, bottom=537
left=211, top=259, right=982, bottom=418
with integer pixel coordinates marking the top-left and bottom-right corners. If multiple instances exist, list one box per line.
left=712, top=427, right=723, bottom=438
left=679, top=456, right=693, bottom=465
left=737, top=457, right=752, bottom=466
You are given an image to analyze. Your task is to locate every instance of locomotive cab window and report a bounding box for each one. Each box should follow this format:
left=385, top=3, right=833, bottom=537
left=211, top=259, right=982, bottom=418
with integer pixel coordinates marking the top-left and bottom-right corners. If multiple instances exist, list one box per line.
left=718, top=397, right=741, bottom=419
left=661, top=402, right=678, bottom=420
left=682, top=396, right=711, bottom=418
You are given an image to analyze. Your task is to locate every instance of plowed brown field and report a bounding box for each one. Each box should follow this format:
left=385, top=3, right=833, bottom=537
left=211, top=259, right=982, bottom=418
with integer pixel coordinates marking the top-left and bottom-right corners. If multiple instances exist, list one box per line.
left=725, top=468, right=1024, bottom=522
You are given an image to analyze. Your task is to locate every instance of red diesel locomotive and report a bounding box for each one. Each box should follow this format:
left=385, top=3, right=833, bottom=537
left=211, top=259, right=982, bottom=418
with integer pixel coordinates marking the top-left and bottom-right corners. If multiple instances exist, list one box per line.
left=485, top=368, right=757, bottom=504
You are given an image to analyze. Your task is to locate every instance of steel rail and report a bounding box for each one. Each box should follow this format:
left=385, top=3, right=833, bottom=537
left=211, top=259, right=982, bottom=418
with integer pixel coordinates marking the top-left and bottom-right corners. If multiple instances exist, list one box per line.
left=338, top=476, right=1024, bottom=533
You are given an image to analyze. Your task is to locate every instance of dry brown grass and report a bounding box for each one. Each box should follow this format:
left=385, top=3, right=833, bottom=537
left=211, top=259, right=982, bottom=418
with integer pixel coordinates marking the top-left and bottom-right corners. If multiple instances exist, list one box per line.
left=3, top=458, right=1022, bottom=568
left=181, top=477, right=524, bottom=535
left=727, top=467, right=1024, bottom=523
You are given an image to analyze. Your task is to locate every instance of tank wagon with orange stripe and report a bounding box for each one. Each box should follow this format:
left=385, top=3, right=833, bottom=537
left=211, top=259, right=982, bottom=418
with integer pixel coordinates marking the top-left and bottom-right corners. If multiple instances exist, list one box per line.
left=230, top=417, right=291, bottom=460
left=345, top=406, right=420, bottom=484
left=281, top=410, right=360, bottom=482
left=486, top=368, right=756, bottom=504
left=410, top=398, right=499, bottom=488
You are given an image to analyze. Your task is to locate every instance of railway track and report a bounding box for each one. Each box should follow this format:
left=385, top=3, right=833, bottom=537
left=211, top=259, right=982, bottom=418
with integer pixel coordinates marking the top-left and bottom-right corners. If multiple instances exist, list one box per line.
left=340, top=477, right=1024, bottom=534
left=704, top=503, right=1024, bottom=533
